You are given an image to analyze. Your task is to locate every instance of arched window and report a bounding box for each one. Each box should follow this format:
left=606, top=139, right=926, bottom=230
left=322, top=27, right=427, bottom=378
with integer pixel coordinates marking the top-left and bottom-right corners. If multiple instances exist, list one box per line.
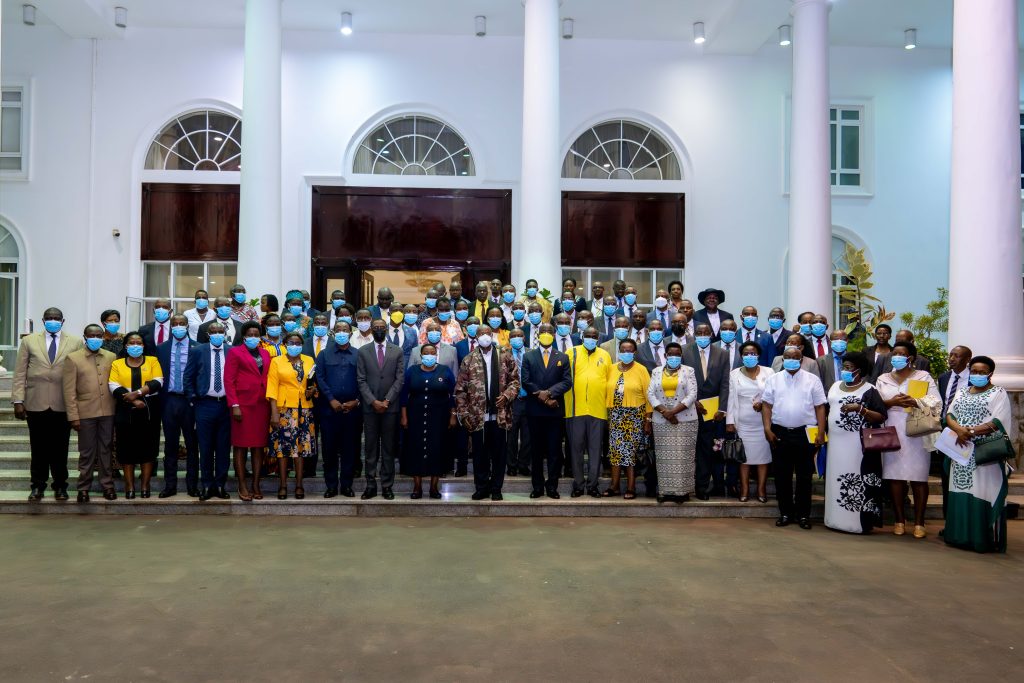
left=562, top=120, right=681, bottom=180
left=353, top=115, right=475, bottom=176
left=0, top=222, right=22, bottom=349
left=144, top=110, right=242, bottom=171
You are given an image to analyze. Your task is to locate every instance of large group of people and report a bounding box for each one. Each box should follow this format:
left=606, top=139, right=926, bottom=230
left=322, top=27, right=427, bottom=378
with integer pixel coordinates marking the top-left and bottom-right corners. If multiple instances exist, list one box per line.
left=11, top=278, right=1014, bottom=552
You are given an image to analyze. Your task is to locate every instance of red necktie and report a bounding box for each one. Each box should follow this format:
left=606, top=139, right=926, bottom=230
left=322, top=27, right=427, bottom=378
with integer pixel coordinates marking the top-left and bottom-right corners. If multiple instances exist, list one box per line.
left=817, top=339, right=825, bottom=357
left=470, top=340, right=476, bottom=353
left=157, top=324, right=165, bottom=344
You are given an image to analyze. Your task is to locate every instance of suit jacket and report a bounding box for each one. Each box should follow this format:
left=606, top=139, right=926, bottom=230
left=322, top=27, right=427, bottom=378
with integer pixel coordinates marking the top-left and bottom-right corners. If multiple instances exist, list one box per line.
left=871, top=353, right=931, bottom=383
left=62, top=348, right=116, bottom=421
left=817, top=353, right=842, bottom=391
left=12, top=331, right=83, bottom=412
left=409, top=343, right=460, bottom=380
left=356, top=341, right=405, bottom=413
left=302, top=333, right=334, bottom=360
left=691, top=308, right=734, bottom=342
left=645, top=308, right=675, bottom=329
left=520, top=347, right=572, bottom=417
left=635, top=340, right=669, bottom=373
left=156, top=336, right=195, bottom=394
left=383, top=326, right=419, bottom=366
left=681, top=343, right=730, bottom=408
left=367, top=304, right=387, bottom=321
left=771, top=355, right=822, bottom=379
left=196, top=318, right=244, bottom=346
left=454, top=346, right=520, bottom=432
left=138, top=321, right=169, bottom=358
left=716, top=341, right=744, bottom=370
left=182, top=343, right=230, bottom=401
left=224, top=344, right=271, bottom=407
left=736, top=328, right=777, bottom=367
left=595, top=313, right=621, bottom=340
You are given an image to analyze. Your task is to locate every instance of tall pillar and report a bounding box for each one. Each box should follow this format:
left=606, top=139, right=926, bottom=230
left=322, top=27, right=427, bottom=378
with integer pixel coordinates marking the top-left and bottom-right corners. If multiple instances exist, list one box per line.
left=517, top=0, right=562, bottom=293
left=787, top=0, right=832, bottom=318
left=237, top=0, right=282, bottom=296
left=949, top=0, right=1024, bottom=387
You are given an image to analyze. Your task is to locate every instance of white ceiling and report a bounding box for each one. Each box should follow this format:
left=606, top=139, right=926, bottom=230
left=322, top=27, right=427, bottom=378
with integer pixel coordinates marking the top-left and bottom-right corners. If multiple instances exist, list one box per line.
left=0, top=0, right=1011, bottom=53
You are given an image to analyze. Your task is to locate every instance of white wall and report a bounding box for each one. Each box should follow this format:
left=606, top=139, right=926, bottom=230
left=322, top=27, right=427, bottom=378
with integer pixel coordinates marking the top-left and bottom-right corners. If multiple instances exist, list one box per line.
left=0, top=21, right=966, bottom=339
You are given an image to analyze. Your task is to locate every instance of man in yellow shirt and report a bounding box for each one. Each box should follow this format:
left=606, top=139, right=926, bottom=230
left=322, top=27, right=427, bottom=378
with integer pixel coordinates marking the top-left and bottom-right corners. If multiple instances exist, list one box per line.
left=565, top=327, right=612, bottom=497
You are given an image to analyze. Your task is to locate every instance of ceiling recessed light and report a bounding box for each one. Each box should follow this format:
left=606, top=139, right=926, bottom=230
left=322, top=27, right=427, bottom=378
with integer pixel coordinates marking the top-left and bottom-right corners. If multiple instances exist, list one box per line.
left=340, top=12, right=353, bottom=36
left=693, top=22, right=705, bottom=45
left=778, top=25, right=791, bottom=47
left=904, top=28, right=917, bottom=50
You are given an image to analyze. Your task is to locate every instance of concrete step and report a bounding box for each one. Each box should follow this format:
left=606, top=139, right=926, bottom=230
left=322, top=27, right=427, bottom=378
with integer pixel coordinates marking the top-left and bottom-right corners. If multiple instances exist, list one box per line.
left=0, top=436, right=76, bottom=452
left=0, top=421, right=28, bottom=435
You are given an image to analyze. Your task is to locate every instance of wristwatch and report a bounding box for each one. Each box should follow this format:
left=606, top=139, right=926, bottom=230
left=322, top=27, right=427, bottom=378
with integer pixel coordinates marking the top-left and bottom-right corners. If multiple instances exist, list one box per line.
left=968, top=428, right=976, bottom=435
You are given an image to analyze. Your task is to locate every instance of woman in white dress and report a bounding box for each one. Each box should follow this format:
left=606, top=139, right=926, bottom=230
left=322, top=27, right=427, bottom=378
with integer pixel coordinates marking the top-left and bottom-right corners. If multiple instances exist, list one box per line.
left=648, top=343, right=699, bottom=503
left=874, top=340, right=941, bottom=538
left=824, top=352, right=889, bottom=534
left=726, top=341, right=774, bottom=502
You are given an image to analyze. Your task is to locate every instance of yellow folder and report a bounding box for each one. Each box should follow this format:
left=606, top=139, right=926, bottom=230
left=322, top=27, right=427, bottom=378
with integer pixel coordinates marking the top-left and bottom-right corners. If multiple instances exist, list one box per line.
left=806, top=426, right=828, bottom=444
left=907, top=379, right=928, bottom=399
left=699, top=396, right=719, bottom=421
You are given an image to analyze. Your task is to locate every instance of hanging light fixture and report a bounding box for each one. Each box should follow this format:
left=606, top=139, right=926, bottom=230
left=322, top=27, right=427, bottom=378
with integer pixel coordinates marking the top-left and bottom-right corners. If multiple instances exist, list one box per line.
left=114, top=6, right=127, bottom=28
left=340, top=12, right=353, bottom=36
left=778, top=25, right=791, bottom=47
left=693, top=21, right=705, bottom=45
left=904, top=28, right=917, bottom=50
left=22, top=4, right=36, bottom=26
left=475, top=16, right=486, bottom=37
left=562, top=18, right=574, bottom=40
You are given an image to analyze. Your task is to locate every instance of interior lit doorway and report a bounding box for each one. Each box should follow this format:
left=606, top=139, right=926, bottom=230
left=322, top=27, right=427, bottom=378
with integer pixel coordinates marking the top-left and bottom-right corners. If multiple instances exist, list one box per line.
left=361, top=270, right=460, bottom=307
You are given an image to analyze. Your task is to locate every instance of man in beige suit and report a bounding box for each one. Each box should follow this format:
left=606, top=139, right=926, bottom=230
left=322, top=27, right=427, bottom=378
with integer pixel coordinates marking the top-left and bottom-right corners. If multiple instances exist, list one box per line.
left=63, top=324, right=117, bottom=502
left=12, top=307, right=83, bottom=501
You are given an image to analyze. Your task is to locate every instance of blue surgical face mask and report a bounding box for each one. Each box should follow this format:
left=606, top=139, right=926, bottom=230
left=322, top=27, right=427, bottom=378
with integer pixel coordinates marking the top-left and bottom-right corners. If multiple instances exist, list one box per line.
left=332, top=298, right=346, bottom=309
left=288, top=305, right=303, bottom=317
left=742, top=354, right=759, bottom=369
left=799, top=323, right=812, bottom=335
left=104, top=322, right=120, bottom=335
left=742, top=316, right=758, bottom=329
left=969, top=373, right=990, bottom=388
left=438, top=311, right=452, bottom=322
left=85, top=337, right=104, bottom=352
left=466, top=324, right=479, bottom=338
left=425, top=298, right=437, bottom=309
left=624, top=293, right=637, bottom=306
left=266, top=325, right=282, bottom=338
left=421, top=354, right=438, bottom=368
left=720, top=330, right=736, bottom=344
left=811, top=323, right=827, bottom=337
left=510, top=337, right=525, bottom=350
left=576, top=319, right=589, bottom=332
left=889, top=355, right=909, bottom=370
left=125, top=344, right=144, bottom=358
left=841, top=370, right=856, bottom=384
left=769, top=318, right=784, bottom=330
left=556, top=324, right=571, bottom=337
left=405, top=313, right=419, bottom=326
left=783, top=358, right=802, bottom=371
left=614, top=328, right=629, bottom=341
left=209, top=333, right=225, bottom=347
left=216, top=305, right=232, bottom=319
left=619, top=352, right=635, bottom=364
left=283, top=320, right=299, bottom=333
left=502, top=292, right=515, bottom=304
left=513, top=309, right=526, bottom=322
left=649, top=330, right=664, bottom=344
left=313, top=325, right=328, bottom=338
left=528, top=312, right=542, bottom=325
left=286, top=344, right=302, bottom=357
left=603, top=305, right=617, bottom=316
left=195, top=298, right=209, bottom=310
left=233, top=292, right=247, bottom=304
left=332, top=332, right=350, bottom=346
left=561, top=299, right=574, bottom=312
left=303, top=299, right=311, bottom=310
left=171, top=325, right=187, bottom=340
left=582, top=337, right=598, bottom=351
left=488, top=317, right=503, bottom=329
left=665, top=356, right=683, bottom=369
left=43, top=320, right=63, bottom=334
left=831, top=340, right=848, bottom=354
left=695, top=335, right=711, bottom=349
left=243, top=336, right=261, bottom=350
left=454, top=310, right=468, bottom=322
left=427, top=330, right=442, bottom=344
left=340, top=316, right=353, bottom=325
left=154, top=308, right=170, bottom=323
left=526, top=287, right=538, bottom=298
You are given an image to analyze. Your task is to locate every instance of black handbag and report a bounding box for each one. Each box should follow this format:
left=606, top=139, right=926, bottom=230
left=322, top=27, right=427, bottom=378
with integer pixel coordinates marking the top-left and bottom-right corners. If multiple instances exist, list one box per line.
left=722, top=436, right=747, bottom=463
left=973, top=418, right=1016, bottom=465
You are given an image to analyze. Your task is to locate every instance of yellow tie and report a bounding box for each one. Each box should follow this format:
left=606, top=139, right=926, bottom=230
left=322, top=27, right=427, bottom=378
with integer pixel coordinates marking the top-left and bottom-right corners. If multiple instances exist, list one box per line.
left=315, top=338, right=321, bottom=356
left=700, top=348, right=708, bottom=377
left=543, top=349, right=550, bottom=367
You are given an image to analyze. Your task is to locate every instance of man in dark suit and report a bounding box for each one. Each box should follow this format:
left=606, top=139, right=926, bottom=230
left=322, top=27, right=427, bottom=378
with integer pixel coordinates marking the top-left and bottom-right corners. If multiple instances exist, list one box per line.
left=316, top=321, right=363, bottom=498
left=378, top=303, right=417, bottom=366
left=682, top=323, right=731, bottom=499
left=816, top=330, right=849, bottom=391
left=156, top=314, right=199, bottom=498
left=596, top=295, right=623, bottom=341
left=521, top=323, right=572, bottom=498
left=636, top=320, right=668, bottom=372
left=355, top=318, right=405, bottom=499
left=691, top=288, right=734, bottom=343
left=139, top=298, right=173, bottom=357
left=182, top=320, right=232, bottom=501
left=937, top=345, right=972, bottom=516
left=367, top=287, right=394, bottom=321
left=646, top=288, right=674, bottom=330
left=767, top=307, right=789, bottom=359
left=197, top=296, right=244, bottom=346
left=302, top=312, right=333, bottom=359
left=737, top=305, right=777, bottom=367
left=871, top=329, right=931, bottom=381
left=668, top=312, right=695, bottom=348
left=717, top=319, right=742, bottom=370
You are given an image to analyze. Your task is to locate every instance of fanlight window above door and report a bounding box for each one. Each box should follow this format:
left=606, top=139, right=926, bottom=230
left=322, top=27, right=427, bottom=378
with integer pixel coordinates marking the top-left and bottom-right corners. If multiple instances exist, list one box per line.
left=562, top=120, right=681, bottom=180
left=353, top=115, right=475, bottom=176
left=145, top=110, right=242, bottom=171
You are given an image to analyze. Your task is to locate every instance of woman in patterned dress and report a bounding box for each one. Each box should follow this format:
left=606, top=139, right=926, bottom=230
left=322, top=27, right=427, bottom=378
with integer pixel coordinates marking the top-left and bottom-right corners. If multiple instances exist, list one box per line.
left=944, top=356, right=1013, bottom=553
left=602, top=339, right=652, bottom=500
left=266, top=332, right=316, bottom=500
left=648, top=343, right=698, bottom=503
left=823, top=351, right=889, bottom=534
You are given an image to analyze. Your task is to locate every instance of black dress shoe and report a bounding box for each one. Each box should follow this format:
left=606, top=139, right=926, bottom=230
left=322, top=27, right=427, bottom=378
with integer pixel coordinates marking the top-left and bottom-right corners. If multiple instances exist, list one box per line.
left=775, top=516, right=792, bottom=527
left=198, top=489, right=211, bottom=501
left=158, top=488, right=177, bottom=499
left=187, top=488, right=200, bottom=498
left=798, top=517, right=813, bottom=530
left=140, top=489, right=151, bottom=499
left=125, top=490, right=136, bottom=500
left=518, top=467, right=532, bottom=477
left=587, top=487, right=601, bottom=498
left=341, top=487, right=355, bottom=498
left=677, top=494, right=690, bottom=504
left=656, top=495, right=667, bottom=504
left=547, top=490, right=560, bottom=500
left=529, top=490, right=543, bottom=499
left=491, top=492, right=503, bottom=501
left=382, top=487, right=394, bottom=500
left=324, top=488, right=338, bottom=499
left=28, top=487, right=44, bottom=502
left=216, top=487, right=230, bottom=499
left=77, top=491, right=89, bottom=503
left=103, top=489, right=117, bottom=501
left=54, top=488, right=69, bottom=501
left=471, top=490, right=489, bottom=501
left=695, top=492, right=710, bottom=501
left=571, top=488, right=583, bottom=498
left=361, top=488, right=377, bottom=500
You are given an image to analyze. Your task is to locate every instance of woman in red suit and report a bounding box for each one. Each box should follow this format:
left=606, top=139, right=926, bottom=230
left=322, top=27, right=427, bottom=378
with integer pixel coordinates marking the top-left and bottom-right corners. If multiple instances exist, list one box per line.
left=225, top=322, right=272, bottom=500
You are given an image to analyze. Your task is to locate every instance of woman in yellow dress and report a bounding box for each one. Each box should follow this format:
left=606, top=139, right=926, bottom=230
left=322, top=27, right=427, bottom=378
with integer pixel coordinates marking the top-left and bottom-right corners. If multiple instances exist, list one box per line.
left=266, top=332, right=316, bottom=499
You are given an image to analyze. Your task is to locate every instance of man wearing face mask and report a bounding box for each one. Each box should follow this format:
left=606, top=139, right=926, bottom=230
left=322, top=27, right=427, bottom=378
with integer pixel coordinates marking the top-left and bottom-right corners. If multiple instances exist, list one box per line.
left=419, top=297, right=464, bottom=345
left=499, top=284, right=518, bottom=324
left=771, top=334, right=822, bottom=377
left=63, top=324, right=117, bottom=503
left=716, top=319, right=743, bottom=370
left=378, top=303, right=416, bottom=367
left=737, top=305, right=775, bottom=367
left=156, top=314, right=200, bottom=498
left=600, top=316, right=632, bottom=362
left=315, top=321, right=362, bottom=498
left=506, top=328, right=532, bottom=477
left=521, top=323, right=573, bottom=498
left=556, top=290, right=578, bottom=330
left=817, top=330, right=849, bottom=390
left=646, top=289, right=674, bottom=330
left=767, top=307, right=789, bottom=360
left=198, top=296, right=244, bottom=346
left=636, top=320, right=668, bottom=372
left=454, top=322, right=520, bottom=500
left=507, top=301, right=529, bottom=334
left=526, top=303, right=544, bottom=347
left=350, top=309, right=375, bottom=349
left=621, top=286, right=641, bottom=318
left=519, top=278, right=553, bottom=323
left=184, top=289, right=216, bottom=342
left=14, top=307, right=82, bottom=501
left=183, top=320, right=233, bottom=500
left=228, top=283, right=260, bottom=323
left=681, top=323, right=730, bottom=499
left=356, top=318, right=406, bottom=500
left=565, top=327, right=612, bottom=497
left=303, top=312, right=333, bottom=359
left=611, top=280, right=628, bottom=310
left=793, top=311, right=817, bottom=358
left=326, top=289, right=348, bottom=329
left=139, top=298, right=173, bottom=357
left=596, top=295, right=622, bottom=340
left=368, top=287, right=394, bottom=322
left=669, top=312, right=695, bottom=347
left=809, top=314, right=831, bottom=358
left=552, top=313, right=575, bottom=353
left=692, top=288, right=734, bottom=342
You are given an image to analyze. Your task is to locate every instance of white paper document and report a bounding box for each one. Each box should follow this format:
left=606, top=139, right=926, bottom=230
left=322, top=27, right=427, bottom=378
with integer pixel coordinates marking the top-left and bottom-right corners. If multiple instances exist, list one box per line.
left=935, top=427, right=974, bottom=466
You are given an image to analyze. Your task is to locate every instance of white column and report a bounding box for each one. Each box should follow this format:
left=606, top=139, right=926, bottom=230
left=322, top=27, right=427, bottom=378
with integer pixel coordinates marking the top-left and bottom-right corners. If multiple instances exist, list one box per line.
left=237, top=0, right=282, bottom=296
left=517, top=0, right=562, bottom=293
left=787, top=0, right=832, bottom=318
left=949, top=0, right=1024, bottom=387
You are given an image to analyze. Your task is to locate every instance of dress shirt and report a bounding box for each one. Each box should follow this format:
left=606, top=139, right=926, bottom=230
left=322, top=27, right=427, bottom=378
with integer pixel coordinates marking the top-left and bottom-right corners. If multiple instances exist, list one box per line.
left=629, top=327, right=646, bottom=344
left=648, top=341, right=666, bottom=367
left=153, top=320, right=170, bottom=345
left=623, top=304, right=639, bottom=318
left=184, top=308, right=215, bottom=341
left=720, top=341, right=737, bottom=368
left=698, top=344, right=711, bottom=375
left=212, top=316, right=235, bottom=345
left=671, top=334, right=690, bottom=347
left=771, top=328, right=784, bottom=345
left=740, top=328, right=759, bottom=344
left=350, top=331, right=374, bottom=349
left=529, top=326, right=539, bottom=349
left=945, top=368, right=969, bottom=413
left=167, top=338, right=189, bottom=393
left=653, top=307, right=672, bottom=328
left=388, top=324, right=406, bottom=348
left=481, top=346, right=496, bottom=422
left=762, top=369, right=826, bottom=428
left=812, top=335, right=829, bottom=358
left=207, top=344, right=227, bottom=398
left=707, top=311, right=721, bottom=335
left=46, top=330, right=62, bottom=362
left=686, top=321, right=695, bottom=337
left=500, top=303, right=515, bottom=324
left=832, top=353, right=844, bottom=382
left=312, top=334, right=329, bottom=357
left=556, top=335, right=574, bottom=353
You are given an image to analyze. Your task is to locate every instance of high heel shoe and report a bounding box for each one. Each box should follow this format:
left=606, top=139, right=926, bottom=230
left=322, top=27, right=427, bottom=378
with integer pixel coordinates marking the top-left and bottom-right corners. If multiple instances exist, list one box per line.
left=277, top=487, right=287, bottom=500
left=410, top=489, right=423, bottom=500
left=125, top=490, right=136, bottom=500
left=429, top=489, right=441, bottom=499
left=140, top=489, right=151, bottom=499
left=294, top=487, right=305, bottom=500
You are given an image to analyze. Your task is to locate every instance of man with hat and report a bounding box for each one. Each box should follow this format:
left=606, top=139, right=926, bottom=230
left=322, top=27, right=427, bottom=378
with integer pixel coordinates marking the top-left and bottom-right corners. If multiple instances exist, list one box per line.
left=691, top=288, right=733, bottom=342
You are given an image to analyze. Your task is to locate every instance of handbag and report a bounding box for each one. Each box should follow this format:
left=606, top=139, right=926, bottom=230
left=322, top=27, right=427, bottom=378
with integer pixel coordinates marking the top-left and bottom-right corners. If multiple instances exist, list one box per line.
left=722, top=436, right=747, bottom=463
left=973, top=418, right=1016, bottom=465
left=906, top=401, right=941, bottom=437
left=861, top=426, right=900, bottom=453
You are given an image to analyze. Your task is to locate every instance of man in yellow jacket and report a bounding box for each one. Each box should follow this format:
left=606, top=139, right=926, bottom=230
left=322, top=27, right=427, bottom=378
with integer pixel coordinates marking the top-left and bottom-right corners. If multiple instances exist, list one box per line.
left=564, top=327, right=612, bottom=497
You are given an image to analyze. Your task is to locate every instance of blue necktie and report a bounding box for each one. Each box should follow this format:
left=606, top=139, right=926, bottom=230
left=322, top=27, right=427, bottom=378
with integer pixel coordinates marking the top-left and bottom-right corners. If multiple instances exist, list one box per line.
left=213, top=348, right=223, bottom=393
left=48, top=334, right=57, bottom=363
left=171, top=341, right=180, bottom=392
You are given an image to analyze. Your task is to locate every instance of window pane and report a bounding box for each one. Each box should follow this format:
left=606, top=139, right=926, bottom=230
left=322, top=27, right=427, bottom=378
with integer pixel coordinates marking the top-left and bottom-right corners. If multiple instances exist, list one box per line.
left=0, top=262, right=17, bottom=272
left=174, top=300, right=191, bottom=315
left=0, top=277, right=16, bottom=347
left=839, top=173, right=861, bottom=186
left=560, top=269, right=585, bottom=298
left=143, top=263, right=170, bottom=298
left=830, top=172, right=837, bottom=185
left=0, top=157, right=19, bottom=171
left=1, top=108, right=21, bottom=153
left=590, top=269, right=619, bottom=297
left=625, top=270, right=653, bottom=306
left=841, top=125, right=859, bottom=170
left=829, top=108, right=837, bottom=122
left=1, top=90, right=21, bottom=103
left=840, top=109, right=860, bottom=121
left=655, top=270, right=682, bottom=293
left=174, top=263, right=204, bottom=299
left=829, top=123, right=837, bottom=172
left=207, top=263, right=236, bottom=296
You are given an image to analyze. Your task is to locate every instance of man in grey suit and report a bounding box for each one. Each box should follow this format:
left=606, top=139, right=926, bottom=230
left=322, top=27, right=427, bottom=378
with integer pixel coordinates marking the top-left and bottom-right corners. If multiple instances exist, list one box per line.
left=816, top=330, right=849, bottom=391
left=682, top=323, right=731, bottom=499
left=717, top=319, right=743, bottom=370
left=635, top=320, right=668, bottom=372
left=356, top=318, right=405, bottom=500
left=646, top=288, right=674, bottom=329
left=772, top=333, right=822, bottom=378
left=408, top=320, right=459, bottom=378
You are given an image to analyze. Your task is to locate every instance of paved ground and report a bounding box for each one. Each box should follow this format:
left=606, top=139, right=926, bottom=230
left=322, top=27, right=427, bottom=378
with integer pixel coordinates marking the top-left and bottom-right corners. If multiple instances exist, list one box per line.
left=2, top=516, right=1021, bottom=682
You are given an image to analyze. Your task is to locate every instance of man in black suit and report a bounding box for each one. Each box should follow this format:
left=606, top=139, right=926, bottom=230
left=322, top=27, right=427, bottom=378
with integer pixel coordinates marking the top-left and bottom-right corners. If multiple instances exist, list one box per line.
left=182, top=321, right=232, bottom=501
left=521, top=323, right=572, bottom=498
left=691, top=288, right=734, bottom=342
left=682, top=323, right=731, bottom=499
left=156, top=314, right=199, bottom=498
left=355, top=318, right=405, bottom=500
left=139, top=298, right=173, bottom=357
left=767, top=307, right=789, bottom=359
left=937, top=345, right=972, bottom=517
left=197, top=296, right=244, bottom=346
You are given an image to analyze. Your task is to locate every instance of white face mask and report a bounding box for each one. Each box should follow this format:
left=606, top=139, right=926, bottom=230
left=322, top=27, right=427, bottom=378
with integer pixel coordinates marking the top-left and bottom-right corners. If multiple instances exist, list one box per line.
left=655, top=296, right=668, bottom=309
left=357, top=320, right=371, bottom=332
left=477, top=334, right=493, bottom=348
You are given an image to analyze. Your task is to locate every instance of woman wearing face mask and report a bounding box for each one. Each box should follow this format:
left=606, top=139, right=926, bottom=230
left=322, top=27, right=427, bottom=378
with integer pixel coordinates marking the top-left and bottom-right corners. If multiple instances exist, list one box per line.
left=229, top=284, right=260, bottom=323
left=823, top=351, right=888, bottom=534
left=483, top=307, right=510, bottom=348
left=875, top=341, right=941, bottom=538
left=603, top=339, right=652, bottom=500
left=266, top=332, right=316, bottom=499
left=225, top=322, right=272, bottom=501
left=726, top=342, right=776, bottom=503
left=108, top=332, right=164, bottom=498
left=100, top=309, right=125, bottom=356
left=261, top=314, right=285, bottom=358
left=647, top=342, right=698, bottom=503
left=400, top=343, right=456, bottom=500
left=283, top=293, right=312, bottom=337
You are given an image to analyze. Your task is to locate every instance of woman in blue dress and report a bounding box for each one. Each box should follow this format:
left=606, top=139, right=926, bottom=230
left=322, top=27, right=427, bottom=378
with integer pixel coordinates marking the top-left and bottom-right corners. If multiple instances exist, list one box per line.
left=400, top=343, right=456, bottom=499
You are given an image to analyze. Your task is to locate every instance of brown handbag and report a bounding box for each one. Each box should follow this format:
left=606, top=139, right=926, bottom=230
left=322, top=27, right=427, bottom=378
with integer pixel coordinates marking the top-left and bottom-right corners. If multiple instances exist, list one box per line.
left=861, top=426, right=901, bottom=453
